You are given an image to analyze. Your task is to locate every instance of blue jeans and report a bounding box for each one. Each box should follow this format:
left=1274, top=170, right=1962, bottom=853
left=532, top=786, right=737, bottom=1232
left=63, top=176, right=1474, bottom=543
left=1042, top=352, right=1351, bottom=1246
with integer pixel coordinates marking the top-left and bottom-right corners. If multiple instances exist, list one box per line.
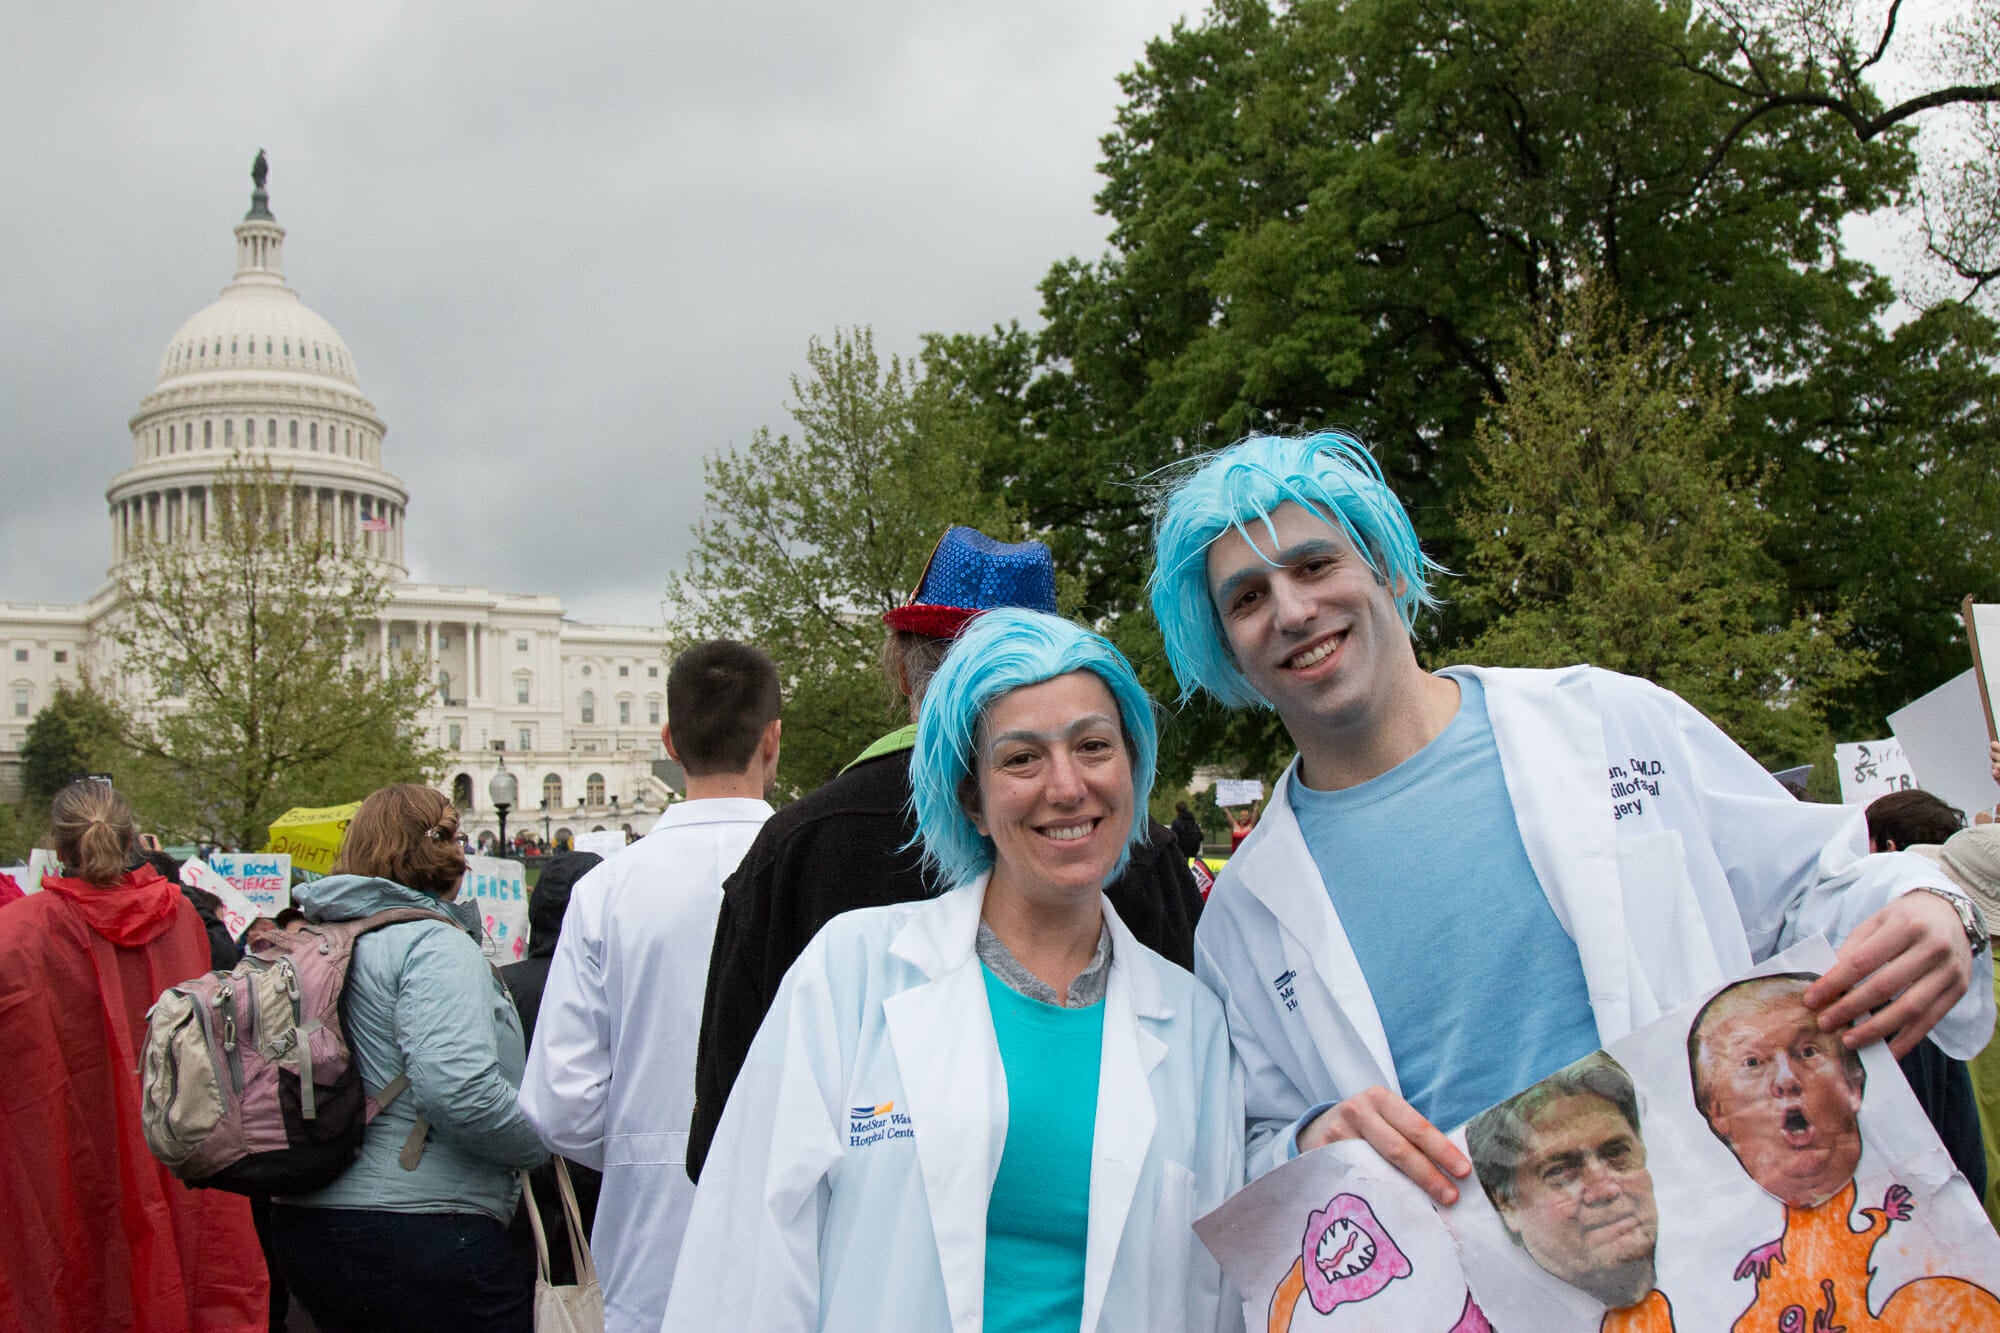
left=268, top=1205, right=532, bottom=1333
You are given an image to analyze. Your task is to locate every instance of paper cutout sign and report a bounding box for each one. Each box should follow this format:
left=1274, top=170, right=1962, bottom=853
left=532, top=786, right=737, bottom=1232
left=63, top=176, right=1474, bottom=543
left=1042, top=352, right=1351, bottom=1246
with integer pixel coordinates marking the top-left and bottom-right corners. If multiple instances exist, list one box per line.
left=1195, top=1140, right=1488, bottom=1331
left=460, top=855, right=530, bottom=963
left=1443, top=937, right=2000, bottom=1331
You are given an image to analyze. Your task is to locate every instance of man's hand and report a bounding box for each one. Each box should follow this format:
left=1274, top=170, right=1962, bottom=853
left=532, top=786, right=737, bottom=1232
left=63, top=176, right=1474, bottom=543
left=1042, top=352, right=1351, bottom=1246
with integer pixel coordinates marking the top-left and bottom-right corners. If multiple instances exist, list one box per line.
left=1806, top=890, right=1974, bottom=1058
left=1299, top=1086, right=1471, bottom=1206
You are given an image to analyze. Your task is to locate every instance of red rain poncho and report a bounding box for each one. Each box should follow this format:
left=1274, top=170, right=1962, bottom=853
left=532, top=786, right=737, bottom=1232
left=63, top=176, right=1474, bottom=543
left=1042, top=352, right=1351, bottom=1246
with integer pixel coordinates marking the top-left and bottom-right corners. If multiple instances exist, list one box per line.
left=0, top=866, right=268, bottom=1330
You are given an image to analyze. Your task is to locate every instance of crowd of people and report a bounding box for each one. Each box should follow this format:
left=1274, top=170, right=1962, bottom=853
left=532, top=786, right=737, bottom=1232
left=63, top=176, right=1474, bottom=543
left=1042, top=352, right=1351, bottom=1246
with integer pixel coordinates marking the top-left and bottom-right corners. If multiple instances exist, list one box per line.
left=2, top=430, right=1999, bottom=1332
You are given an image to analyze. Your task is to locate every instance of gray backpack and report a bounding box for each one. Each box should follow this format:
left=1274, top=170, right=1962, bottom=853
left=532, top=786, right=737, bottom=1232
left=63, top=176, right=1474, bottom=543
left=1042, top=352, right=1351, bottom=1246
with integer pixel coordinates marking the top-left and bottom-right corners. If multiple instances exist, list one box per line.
left=140, top=907, right=447, bottom=1194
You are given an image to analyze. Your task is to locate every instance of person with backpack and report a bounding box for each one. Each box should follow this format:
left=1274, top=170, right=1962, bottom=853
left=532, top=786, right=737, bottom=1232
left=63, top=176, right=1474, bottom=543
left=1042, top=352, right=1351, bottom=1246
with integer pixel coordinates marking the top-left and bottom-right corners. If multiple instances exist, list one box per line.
left=0, top=779, right=269, bottom=1331
left=266, top=784, right=547, bottom=1333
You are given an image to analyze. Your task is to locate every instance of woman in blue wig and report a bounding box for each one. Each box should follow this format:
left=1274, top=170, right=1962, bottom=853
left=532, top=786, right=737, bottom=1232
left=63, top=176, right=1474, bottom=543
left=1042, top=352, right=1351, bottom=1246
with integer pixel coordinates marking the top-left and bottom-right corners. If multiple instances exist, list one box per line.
left=665, top=608, right=1244, bottom=1333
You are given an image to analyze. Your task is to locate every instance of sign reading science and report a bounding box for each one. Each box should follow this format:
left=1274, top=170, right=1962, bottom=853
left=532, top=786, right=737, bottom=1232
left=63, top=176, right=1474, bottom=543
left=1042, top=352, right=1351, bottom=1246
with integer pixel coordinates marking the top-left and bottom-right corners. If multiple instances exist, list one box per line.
left=460, top=855, right=529, bottom=963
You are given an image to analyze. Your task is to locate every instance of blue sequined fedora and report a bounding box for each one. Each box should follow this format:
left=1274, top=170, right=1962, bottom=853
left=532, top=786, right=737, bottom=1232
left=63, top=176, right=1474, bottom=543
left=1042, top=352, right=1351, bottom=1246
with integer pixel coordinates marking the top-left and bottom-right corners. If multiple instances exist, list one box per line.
left=881, top=527, right=1058, bottom=639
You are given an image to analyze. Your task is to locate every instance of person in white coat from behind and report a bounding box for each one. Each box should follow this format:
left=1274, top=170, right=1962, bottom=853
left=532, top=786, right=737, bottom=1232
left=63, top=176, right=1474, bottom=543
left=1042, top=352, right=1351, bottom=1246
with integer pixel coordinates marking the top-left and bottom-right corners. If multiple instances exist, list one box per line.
left=517, top=639, right=783, bottom=1332
left=663, top=608, right=1245, bottom=1333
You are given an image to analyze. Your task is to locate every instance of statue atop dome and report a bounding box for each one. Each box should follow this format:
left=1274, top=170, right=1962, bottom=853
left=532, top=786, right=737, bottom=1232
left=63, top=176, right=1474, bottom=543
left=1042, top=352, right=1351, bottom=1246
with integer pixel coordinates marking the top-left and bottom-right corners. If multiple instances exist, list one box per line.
left=246, top=149, right=274, bottom=221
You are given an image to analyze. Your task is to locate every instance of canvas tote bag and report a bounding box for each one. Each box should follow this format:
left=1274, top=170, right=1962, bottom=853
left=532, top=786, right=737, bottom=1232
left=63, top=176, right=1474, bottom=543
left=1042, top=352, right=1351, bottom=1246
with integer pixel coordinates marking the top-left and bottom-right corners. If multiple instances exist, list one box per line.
left=519, top=1158, right=604, bottom=1332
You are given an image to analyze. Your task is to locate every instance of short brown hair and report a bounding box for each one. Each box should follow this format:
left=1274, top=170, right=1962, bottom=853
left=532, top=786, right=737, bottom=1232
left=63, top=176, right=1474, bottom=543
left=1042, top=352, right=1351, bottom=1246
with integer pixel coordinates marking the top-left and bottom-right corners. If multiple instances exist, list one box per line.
left=333, top=784, right=468, bottom=897
left=51, top=779, right=138, bottom=887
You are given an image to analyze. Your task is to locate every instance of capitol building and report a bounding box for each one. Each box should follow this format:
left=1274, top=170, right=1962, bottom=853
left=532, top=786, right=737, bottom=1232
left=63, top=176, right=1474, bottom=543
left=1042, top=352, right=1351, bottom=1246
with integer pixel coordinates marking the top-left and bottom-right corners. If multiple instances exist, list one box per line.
left=0, top=174, right=675, bottom=845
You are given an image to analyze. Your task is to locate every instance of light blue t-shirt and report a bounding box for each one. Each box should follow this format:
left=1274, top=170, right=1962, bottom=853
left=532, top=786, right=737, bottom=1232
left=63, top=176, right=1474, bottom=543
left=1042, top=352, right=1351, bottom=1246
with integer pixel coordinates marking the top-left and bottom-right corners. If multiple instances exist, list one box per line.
left=1288, top=672, right=1599, bottom=1132
left=980, top=964, right=1104, bottom=1333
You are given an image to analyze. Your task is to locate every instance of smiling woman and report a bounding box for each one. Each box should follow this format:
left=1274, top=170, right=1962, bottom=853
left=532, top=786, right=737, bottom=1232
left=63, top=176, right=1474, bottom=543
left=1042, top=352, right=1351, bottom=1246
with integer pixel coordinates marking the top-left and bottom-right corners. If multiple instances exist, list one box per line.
left=663, top=609, right=1246, bottom=1332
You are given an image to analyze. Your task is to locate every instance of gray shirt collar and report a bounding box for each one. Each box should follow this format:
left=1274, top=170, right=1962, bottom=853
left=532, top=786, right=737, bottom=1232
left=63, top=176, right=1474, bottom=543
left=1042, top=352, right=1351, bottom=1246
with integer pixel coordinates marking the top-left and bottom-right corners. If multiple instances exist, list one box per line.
left=975, top=918, right=1112, bottom=1008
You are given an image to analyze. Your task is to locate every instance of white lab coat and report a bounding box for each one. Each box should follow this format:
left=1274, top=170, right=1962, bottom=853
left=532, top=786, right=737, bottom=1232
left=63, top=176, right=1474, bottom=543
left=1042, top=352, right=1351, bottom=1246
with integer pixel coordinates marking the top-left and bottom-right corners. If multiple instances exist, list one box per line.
left=1195, top=665, right=1995, bottom=1179
left=661, top=877, right=1246, bottom=1333
left=518, top=796, right=773, bottom=1333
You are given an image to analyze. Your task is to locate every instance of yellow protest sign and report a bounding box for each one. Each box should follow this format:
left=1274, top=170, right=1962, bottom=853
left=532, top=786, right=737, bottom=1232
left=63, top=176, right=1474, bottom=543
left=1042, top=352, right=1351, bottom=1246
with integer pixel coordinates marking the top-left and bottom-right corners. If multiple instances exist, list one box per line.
left=262, top=801, right=362, bottom=875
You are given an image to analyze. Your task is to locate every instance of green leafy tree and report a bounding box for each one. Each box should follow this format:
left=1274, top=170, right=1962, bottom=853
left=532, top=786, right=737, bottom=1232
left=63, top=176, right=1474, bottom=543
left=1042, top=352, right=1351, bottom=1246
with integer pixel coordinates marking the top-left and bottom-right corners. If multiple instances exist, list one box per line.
left=665, top=328, right=1022, bottom=793
left=1452, top=282, right=1870, bottom=767
left=19, top=679, right=132, bottom=811
left=113, top=457, right=441, bottom=848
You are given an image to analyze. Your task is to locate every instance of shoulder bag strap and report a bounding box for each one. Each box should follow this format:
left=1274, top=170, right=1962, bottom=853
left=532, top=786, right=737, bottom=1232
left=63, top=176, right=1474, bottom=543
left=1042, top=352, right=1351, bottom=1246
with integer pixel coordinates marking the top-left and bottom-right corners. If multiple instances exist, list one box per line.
left=517, top=1169, right=555, bottom=1286
left=553, top=1157, right=599, bottom=1287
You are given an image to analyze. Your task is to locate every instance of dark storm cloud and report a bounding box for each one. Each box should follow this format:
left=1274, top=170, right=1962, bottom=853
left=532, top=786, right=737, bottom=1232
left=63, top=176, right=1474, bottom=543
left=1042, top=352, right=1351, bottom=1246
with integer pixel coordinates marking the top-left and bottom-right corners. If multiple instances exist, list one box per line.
left=0, top=1, right=1188, bottom=624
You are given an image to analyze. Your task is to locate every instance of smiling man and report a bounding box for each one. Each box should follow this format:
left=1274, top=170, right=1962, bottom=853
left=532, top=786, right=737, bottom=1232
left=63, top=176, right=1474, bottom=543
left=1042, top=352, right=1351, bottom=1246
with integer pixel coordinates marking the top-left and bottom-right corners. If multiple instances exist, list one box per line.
left=1146, top=431, right=1992, bottom=1230
left=1469, top=1053, right=1662, bottom=1314
left=1690, top=974, right=1867, bottom=1207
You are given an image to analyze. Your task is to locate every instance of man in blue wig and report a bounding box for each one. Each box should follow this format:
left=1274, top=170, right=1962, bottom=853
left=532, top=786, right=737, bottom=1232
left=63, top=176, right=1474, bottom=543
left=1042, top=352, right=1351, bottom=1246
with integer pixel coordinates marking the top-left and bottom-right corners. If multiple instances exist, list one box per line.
left=1148, top=432, right=1992, bottom=1209
left=688, top=527, right=1205, bottom=1182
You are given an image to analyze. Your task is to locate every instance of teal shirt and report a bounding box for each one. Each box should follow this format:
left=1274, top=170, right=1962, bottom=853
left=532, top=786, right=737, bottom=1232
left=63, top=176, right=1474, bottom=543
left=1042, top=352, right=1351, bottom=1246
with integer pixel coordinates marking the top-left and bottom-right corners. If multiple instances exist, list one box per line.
left=981, top=964, right=1105, bottom=1333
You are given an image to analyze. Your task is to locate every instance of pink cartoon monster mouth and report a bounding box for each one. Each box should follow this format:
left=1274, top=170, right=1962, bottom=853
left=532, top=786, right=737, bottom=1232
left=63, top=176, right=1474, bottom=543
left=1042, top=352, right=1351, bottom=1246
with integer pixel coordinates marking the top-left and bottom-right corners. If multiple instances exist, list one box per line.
left=1300, top=1193, right=1414, bottom=1315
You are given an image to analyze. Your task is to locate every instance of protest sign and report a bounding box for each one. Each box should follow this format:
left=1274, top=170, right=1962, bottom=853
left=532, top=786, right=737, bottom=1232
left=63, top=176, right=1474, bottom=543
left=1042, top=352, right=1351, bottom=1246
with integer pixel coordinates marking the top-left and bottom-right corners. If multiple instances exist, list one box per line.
left=180, top=859, right=260, bottom=940
left=1834, top=738, right=1917, bottom=804
left=207, top=852, right=292, bottom=916
left=1199, top=938, right=2000, bottom=1332
left=572, top=829, right=628, bottom=860
left=1891, top=669, right=2000, bottom=821
left=24, top=848, right=61, bottom=893
left=461, top=854, right=530, bottom=963
left=262, top=801, right=361, bottom=875
left=1969, top=598, right=2000, bottom=742
left=1443, top=937, right=2000, bottom=1331
left=1196, top=1139, right=1484, bottom=1332
left=1215, top=778, right=1265, bottom=807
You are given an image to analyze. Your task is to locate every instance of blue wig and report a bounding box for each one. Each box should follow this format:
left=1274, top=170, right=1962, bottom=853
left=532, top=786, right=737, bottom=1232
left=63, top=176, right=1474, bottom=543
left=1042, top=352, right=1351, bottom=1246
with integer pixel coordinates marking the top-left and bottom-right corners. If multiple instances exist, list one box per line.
left=911, top=607, right=1159, bottom=891
left=1148, top=431, right=1445, bottom=708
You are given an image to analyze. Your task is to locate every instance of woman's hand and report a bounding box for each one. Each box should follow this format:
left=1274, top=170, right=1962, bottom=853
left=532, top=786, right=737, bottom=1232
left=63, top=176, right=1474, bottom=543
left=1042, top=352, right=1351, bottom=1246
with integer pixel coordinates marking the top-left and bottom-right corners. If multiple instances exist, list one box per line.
left=1298, top=1086, right=1471, bottom=1206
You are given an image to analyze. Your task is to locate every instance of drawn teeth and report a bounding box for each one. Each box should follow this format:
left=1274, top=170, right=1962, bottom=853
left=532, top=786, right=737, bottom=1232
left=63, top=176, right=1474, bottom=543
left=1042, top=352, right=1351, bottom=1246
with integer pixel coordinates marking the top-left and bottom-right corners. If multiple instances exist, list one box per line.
left=1314, top=1219, right=1375, bottom=1280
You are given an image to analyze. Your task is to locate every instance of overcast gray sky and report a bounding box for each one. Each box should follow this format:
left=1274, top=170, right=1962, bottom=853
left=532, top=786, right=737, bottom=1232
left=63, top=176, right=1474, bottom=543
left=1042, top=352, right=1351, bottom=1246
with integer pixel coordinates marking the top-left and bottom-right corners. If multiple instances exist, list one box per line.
left=1, top=1, right=1193, bottom=626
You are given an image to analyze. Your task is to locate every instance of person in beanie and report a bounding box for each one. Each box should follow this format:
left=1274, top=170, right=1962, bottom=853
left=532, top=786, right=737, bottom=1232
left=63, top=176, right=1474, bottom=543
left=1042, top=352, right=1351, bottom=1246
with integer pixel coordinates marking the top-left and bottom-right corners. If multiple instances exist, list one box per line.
left=686, top=527, right=1207, bottom=1183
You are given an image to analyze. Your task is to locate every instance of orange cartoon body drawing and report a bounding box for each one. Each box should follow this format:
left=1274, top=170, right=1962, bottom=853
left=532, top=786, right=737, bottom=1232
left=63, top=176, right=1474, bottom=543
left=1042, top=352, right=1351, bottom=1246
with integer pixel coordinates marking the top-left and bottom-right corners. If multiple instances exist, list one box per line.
left=1602, top=1288, right=1676, bottom=1333
left=1731, top=1181, right=2000, bottom=1332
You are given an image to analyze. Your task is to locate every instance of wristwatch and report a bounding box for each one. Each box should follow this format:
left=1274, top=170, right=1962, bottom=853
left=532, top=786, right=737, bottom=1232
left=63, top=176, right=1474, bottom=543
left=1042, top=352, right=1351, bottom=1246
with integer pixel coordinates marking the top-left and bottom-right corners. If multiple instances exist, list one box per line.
left=1910, top=885, right=1991, bottom=958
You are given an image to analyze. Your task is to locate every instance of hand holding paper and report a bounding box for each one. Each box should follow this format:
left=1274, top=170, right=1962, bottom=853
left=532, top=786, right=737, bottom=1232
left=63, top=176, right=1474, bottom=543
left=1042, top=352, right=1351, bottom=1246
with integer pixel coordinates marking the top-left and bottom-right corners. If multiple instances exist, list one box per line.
left=1300, top=1086, right=1473, bottom=1207
left=1806, top=889, right=1973, bottom=1057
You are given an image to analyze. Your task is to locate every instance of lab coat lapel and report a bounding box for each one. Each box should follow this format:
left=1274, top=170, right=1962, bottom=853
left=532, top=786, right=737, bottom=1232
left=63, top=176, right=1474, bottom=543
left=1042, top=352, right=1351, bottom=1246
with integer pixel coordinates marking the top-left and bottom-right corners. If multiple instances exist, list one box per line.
left=1468, top=666, right=1633, bottom=1045
left=1080, top=901, right=1168, bottom=1333
left=1238, top=763, right=1400, bottom=1092
left=884, top=881, right=1000, bottom=1333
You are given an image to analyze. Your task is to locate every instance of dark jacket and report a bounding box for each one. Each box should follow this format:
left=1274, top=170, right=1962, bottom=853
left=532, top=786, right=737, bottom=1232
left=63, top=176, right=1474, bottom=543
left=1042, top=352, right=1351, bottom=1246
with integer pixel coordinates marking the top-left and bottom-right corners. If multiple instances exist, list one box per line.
left=500, top=850, right=604, bottom=1287
left=1171, top=811, right=1206, bottom=860
left=686, top=743, right=1205, bottom=1182
left=500, top=851, right=602, bottom=1046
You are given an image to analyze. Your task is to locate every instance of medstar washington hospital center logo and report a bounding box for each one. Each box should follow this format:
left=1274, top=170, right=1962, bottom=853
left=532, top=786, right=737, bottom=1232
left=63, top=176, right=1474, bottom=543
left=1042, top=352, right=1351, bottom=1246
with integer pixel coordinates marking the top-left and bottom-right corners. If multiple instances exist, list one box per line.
left=849, top=1101, right=914, bottom=1148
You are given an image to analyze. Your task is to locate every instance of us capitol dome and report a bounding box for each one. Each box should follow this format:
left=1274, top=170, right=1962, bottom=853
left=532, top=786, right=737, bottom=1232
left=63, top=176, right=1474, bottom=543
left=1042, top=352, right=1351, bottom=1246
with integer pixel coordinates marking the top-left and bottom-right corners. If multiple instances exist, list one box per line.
left=110, top=173, right=408, bottom=572
left=2, top=160, right=674, bottom=844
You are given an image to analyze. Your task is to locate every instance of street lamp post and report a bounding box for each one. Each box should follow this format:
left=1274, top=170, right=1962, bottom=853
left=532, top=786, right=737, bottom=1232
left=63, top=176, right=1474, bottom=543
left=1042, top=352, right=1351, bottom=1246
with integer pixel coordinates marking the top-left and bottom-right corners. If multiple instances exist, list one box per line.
left=488, top=759, right=519, bottom=859
left=540, top=798, right=552, bottom=847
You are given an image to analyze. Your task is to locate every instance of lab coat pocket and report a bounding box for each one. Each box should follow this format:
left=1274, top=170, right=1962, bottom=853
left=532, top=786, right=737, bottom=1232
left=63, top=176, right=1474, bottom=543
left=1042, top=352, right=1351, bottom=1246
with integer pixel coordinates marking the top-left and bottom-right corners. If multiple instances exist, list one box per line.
left=1145, top=1162, right=1199, bottom=1330
left=1617, top=830, right=1721, bottom=1012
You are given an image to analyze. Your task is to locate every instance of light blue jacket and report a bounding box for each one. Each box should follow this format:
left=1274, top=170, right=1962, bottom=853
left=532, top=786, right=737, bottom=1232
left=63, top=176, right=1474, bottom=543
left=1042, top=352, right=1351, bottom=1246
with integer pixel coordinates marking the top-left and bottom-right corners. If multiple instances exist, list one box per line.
left=284, top=874, right=547, bottom=1223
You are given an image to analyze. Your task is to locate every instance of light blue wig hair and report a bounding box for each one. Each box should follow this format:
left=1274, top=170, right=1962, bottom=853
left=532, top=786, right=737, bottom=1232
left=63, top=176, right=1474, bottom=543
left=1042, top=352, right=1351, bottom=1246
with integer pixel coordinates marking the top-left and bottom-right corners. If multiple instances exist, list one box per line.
left=911, top=607, right=1160, bottom=891
left=1148, top=431, right=1446, bottom=709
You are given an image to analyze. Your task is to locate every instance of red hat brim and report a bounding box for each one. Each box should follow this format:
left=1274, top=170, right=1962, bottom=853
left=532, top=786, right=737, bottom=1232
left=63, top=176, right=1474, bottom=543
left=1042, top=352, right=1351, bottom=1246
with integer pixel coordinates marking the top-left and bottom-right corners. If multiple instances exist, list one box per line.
left=881, top=604, right=984, bottom=639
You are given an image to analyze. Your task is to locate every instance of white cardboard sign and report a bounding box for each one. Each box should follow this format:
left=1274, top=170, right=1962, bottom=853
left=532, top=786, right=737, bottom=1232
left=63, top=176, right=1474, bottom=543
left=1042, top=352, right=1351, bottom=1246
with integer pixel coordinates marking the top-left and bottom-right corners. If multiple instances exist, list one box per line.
left=206, top=852, right=293, bottom=917
left=1890, top=669, right=2000, bottom=821
left=1833, top=738, right=1918, bottom=804
left=1215, top=778, right=1265, bottom=807
left=461, top=855, right=530, bottom=963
